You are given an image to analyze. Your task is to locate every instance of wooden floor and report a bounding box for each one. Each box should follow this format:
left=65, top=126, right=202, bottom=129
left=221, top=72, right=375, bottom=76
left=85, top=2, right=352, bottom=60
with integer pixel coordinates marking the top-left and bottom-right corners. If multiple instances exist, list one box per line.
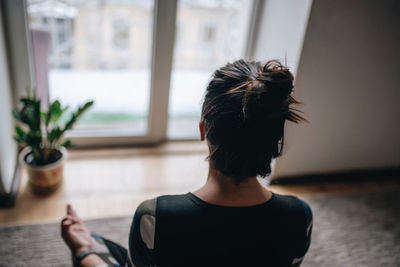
left=0, top=141, right=398, bottom=226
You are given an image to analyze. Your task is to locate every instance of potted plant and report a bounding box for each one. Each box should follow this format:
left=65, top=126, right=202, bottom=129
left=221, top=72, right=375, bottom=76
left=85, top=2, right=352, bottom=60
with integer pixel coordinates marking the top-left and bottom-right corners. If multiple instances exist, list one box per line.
left=13, top=91, right=93, bottom=195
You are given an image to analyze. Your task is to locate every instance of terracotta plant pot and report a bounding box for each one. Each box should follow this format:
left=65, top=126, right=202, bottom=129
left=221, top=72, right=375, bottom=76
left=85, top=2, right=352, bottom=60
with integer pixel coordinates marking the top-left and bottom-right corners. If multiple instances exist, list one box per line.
left=19, top=146, right=68, bottom=195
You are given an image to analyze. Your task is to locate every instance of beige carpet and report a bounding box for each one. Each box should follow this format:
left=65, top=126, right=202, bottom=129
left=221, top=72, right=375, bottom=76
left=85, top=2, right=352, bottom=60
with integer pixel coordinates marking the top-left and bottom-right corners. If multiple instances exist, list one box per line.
left=1, top=189, right=399, bottom=266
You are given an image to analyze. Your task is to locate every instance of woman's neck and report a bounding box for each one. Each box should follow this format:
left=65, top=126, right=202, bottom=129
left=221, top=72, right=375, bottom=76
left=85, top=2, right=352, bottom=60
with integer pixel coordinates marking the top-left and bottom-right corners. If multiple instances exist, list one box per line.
left=192, top=164, right=272, bottom=207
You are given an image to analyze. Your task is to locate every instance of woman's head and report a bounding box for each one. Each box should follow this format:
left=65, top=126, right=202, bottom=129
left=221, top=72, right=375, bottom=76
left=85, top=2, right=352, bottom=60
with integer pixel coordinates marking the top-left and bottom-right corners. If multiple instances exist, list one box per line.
left=201, top=59, right=305, bottom=183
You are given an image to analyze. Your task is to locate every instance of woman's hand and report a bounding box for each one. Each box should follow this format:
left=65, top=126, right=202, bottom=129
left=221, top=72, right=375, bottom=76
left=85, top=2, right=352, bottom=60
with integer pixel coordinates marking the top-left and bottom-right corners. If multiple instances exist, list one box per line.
left=61, top=204, right=92, bottom=256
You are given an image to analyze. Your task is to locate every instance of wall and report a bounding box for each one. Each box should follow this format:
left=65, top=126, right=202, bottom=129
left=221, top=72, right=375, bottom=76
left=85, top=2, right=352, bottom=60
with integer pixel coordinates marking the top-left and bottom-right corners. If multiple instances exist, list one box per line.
left=272, top=0, right=400, bottom=177
left=0, top=4, right=17, bottom=194
left=253, top=0, right=313, bottom=75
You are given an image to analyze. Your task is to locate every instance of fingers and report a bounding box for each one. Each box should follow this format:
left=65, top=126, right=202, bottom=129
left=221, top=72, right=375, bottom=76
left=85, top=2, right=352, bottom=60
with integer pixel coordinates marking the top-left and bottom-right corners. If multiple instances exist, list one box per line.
left=61, top=216, right=80, bottom=241
left=67, top=204, right=79, bottom=219
left=61, top=215, right=78, bottom=228
left=66, top=204, right=73, bottom=215
left=61, top=217, right=74, bottom=227
left=61, top=217, right=72, bottom=240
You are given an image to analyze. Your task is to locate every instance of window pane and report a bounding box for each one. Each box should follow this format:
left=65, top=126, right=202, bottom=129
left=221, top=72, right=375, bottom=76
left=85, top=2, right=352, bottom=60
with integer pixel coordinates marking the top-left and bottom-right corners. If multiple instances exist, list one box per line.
left=27, top=0, right=154, bottom=135
left=168, top=0, right=253, bottom=138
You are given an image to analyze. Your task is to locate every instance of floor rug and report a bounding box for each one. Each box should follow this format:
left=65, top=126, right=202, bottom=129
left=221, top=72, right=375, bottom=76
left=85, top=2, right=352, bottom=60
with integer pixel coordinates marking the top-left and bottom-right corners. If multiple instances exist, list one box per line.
left=1, top=189, right=399, bottom=266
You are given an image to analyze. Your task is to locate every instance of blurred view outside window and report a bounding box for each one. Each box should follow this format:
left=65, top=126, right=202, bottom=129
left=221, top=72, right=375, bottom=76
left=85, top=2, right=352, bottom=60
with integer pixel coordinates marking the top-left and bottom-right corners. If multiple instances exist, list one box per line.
left=168, top=0, right=253, bottom=138
left=27, top=0, right=154, bottom=134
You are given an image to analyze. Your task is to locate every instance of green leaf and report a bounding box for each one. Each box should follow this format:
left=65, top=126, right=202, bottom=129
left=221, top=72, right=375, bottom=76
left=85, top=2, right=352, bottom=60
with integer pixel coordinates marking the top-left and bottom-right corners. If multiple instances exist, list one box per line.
left=12, top=92, right=45, bottom=161
left=14, top=126, right=28, bottom=144
left=46, top=100, right=62, bottom=126
left=64, top=100, right=94, bottom=132
left=15, top=97, right=41, bottom=131
left=20, top=97, right=35, bottom=105
left=61, top=140, right=74, bottom=148
left=48, top=127, right=63, bottom=145
left=12, top=108, right=22, bottom=122
left=15, top=126, right=26, bottom=138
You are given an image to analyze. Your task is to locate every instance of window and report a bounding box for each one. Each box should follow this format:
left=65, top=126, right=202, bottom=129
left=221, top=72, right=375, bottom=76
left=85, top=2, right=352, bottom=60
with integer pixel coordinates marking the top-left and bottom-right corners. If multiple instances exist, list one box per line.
left=168, top=0, right=254, bottom=139
left=27, top=0, right=154, bottom=137
left=20, top=0, right=257, bottom=145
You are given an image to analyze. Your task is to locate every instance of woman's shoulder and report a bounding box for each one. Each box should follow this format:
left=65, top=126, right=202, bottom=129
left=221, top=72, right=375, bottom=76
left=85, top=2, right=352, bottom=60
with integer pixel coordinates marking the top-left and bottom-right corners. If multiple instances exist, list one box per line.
left=273, top=193, right=313, bottom=236
left=135, top=194, right=190, bottom=215
left=135, top=197, right=157, bottom=217
left=272, top=192, right=311, bottom=208
left=271, top=193, right=313, bottom=222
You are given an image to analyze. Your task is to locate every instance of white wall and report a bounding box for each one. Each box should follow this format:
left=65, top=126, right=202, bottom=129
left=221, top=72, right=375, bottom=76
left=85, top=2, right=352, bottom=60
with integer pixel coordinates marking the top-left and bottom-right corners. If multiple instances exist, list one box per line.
left=253, top=0, right=313, bottom=75
left=271, top=0, right=400, bottom=177
left=0, top=4, right=17, bottom=194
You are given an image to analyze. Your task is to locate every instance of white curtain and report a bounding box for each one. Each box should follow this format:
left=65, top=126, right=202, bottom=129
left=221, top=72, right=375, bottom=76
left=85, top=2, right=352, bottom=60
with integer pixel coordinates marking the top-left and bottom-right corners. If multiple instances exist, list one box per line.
left=0, top=4, right=17, bottom=194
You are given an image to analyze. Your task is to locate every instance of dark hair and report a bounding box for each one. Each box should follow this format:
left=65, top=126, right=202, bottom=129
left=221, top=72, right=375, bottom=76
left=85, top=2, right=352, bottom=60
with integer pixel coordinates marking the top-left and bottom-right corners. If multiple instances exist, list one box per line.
left=201, top=59, right=305, bottom=183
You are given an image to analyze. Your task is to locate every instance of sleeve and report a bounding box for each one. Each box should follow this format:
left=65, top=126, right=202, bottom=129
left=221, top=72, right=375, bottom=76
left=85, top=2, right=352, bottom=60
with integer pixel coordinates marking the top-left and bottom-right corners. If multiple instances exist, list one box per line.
left=291, top=199, right=313, bottom=267
left=126, top=198, right=157, bottom=267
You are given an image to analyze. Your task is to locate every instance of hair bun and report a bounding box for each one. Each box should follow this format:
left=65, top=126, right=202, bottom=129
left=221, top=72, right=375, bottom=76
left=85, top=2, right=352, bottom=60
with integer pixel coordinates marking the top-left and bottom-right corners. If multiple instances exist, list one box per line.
left=241, top=60, right=296, bottom=123
left=256, top=60, right=294, bottom=98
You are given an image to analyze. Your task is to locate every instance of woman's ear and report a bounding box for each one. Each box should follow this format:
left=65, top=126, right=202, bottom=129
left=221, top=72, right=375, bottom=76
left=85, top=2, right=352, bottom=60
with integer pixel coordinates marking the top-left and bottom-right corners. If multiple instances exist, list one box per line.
left=199, top=121, right=206, bottom=141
